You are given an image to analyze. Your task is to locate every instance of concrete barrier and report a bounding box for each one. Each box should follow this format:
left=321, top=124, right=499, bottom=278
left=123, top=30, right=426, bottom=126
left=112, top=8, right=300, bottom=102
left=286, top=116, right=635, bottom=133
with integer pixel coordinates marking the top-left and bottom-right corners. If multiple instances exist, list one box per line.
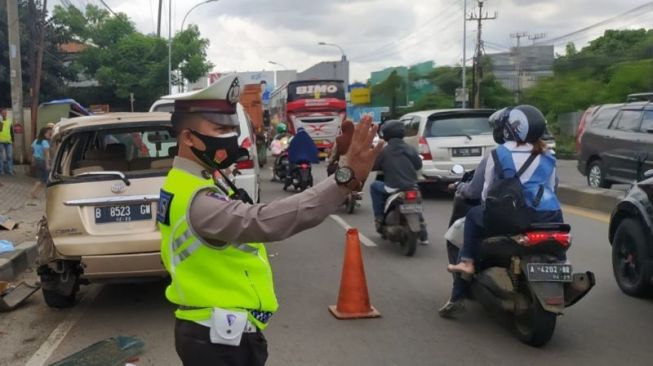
left=557, top=184, right=624, bottom=215
left=0, top=241, right=38, bottom=282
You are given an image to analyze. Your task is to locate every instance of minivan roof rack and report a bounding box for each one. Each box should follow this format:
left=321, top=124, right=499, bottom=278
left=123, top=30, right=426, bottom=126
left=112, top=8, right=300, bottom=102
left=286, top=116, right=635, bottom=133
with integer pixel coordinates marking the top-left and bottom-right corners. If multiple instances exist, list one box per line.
left=626, top=92, right=653, bottom=102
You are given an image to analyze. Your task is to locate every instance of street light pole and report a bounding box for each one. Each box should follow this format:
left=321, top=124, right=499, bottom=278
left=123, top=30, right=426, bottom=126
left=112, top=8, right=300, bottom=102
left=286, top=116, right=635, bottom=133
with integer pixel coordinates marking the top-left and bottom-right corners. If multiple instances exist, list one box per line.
left=318, top=42, right=347, bottom=83
left=268, top=61, right=288, bottom=87
left=318, top=42, right=346, bottom=60
left=181, top=0, right=218, bottom=31
left=168, top=0, right=172, bottom=94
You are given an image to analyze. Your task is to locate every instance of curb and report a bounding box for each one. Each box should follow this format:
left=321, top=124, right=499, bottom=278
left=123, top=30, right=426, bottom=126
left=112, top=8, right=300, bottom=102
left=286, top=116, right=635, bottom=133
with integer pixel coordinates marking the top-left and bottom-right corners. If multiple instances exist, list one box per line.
left=557, top=184, right=623, bottom=215
left=0, top=241, right=39, bottom=282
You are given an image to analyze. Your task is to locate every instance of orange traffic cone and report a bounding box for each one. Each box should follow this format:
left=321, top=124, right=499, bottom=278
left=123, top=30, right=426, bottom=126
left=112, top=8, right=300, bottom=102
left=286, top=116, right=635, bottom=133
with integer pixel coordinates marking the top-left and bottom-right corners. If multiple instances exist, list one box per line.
left=329, top=228, right=381, bottom=319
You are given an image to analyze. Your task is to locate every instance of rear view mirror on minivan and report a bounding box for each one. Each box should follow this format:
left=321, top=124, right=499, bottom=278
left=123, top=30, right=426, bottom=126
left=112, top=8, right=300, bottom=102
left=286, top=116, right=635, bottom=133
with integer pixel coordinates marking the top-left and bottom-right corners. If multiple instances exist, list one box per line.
left=646, top=129, right=653, bottom=134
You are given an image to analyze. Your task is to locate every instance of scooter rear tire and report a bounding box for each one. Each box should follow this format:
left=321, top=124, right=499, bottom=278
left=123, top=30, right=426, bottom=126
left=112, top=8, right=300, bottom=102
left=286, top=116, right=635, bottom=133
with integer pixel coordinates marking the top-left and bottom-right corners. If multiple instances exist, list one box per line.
left=513, top=288, right=557, bottom=347
left=400, top=230, right=417, bottom=257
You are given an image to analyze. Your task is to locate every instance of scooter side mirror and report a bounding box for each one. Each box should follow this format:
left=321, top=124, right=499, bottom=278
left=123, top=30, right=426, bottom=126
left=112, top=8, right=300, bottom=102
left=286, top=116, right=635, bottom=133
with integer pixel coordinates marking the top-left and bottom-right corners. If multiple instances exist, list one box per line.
left=451, top=164, right=465, bottom=175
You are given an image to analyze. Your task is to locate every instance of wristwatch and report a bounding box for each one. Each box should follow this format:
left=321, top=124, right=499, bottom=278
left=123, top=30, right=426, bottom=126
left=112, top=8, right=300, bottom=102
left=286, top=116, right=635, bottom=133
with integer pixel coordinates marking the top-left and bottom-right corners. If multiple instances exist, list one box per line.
left=334, top=166, right=360, bottom=190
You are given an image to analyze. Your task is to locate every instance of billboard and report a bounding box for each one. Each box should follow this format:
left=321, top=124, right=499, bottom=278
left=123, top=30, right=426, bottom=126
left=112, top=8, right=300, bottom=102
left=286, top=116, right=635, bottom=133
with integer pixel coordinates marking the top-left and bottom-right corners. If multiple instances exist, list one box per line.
left=347, top=106, right=389, bottom=123
left=350, top=88, right=371, bottom=105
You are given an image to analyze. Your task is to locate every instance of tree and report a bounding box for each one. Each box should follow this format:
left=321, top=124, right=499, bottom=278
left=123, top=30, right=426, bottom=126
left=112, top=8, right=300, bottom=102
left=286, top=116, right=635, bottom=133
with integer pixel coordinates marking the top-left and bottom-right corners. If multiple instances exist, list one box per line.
left=51, top=4, right=213, bottom=110
left=0, top=0, right=75, bottom=107
left=371, top=70, right=403, bottom=117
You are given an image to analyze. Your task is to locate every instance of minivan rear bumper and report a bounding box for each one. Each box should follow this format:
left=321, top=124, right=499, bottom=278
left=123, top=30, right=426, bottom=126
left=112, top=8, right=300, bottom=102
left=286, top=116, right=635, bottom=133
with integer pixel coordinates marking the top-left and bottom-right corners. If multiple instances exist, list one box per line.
left=81, top=252, right=166, bottom=280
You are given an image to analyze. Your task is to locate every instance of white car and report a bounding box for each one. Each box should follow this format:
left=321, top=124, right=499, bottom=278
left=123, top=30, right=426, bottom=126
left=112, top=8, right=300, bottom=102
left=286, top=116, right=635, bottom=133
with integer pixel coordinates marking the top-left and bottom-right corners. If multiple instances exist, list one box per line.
left=149, top=99, right=261, bottom=203
left=397, top=109, right=497, bottom=187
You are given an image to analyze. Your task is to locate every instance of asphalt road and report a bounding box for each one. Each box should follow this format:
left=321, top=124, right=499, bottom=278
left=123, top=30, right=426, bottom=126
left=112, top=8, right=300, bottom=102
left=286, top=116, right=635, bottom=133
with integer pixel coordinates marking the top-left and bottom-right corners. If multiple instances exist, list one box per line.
left=2, top=165, right=651, bottom=366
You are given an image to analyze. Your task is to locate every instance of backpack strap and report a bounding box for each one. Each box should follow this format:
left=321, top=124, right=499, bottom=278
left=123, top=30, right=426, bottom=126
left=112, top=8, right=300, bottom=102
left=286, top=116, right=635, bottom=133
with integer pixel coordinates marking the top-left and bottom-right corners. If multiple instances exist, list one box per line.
left=533, top=185, right=545, bottom=207
left=491, top=149, right=504, bottom=179
left=517, top=153, right=538, bottom=177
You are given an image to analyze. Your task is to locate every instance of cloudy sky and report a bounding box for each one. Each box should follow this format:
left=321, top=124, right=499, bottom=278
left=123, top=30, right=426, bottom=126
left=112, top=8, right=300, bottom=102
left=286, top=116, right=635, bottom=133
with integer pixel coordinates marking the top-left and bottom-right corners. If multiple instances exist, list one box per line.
left=91, top=0, right=652, bottom=81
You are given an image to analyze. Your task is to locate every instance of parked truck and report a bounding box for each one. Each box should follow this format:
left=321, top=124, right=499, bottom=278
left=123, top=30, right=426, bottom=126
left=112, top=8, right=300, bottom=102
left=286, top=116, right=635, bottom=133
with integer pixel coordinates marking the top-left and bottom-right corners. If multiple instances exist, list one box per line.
left=239, top=84, right=267, bottom=167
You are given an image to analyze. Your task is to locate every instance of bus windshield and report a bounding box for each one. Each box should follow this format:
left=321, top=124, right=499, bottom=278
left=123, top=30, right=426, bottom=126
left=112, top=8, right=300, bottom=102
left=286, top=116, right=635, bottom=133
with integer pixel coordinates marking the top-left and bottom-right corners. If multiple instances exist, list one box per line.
left=287, top=81, right=345, bottom=102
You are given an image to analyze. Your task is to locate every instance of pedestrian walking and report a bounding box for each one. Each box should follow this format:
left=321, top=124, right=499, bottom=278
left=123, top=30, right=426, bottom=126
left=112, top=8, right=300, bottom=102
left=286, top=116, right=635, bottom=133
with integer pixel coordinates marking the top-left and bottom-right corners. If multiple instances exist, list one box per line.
left=28, top=126, right=53, bottom=199
left=158, top=74, right=383, bottom=366
left=0, top=108, right=14, bottom=175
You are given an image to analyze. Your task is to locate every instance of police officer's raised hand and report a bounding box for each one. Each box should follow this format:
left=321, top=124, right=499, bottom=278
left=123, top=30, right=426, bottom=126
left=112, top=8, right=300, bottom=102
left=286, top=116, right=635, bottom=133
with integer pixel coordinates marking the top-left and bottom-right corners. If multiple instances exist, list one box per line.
left=342, top=115, right=384, bottom=189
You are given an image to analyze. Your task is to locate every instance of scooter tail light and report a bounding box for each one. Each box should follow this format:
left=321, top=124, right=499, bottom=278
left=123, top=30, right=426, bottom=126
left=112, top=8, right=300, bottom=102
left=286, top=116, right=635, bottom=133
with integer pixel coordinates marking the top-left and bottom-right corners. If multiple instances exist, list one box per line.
left=405, top=190, right=420, bottom=201
left=524, top=231, right=571, bottom=247
left=300, top=163, right=310, bottom=169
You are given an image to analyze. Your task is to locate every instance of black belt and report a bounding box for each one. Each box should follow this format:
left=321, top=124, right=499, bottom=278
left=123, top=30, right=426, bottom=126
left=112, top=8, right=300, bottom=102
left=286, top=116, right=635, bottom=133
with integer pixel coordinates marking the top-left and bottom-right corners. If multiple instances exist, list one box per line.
left=178, top=306, right=274, bottom=324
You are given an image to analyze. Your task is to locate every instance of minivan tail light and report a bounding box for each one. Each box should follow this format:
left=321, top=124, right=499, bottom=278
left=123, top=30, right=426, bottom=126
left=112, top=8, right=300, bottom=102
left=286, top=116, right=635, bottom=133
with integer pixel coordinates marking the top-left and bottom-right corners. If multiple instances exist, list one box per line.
left=237, top=137, right=255, bottom=170
left=576, top=107, right=593, bottom=153
left=419, top=137, right=432, bottom=160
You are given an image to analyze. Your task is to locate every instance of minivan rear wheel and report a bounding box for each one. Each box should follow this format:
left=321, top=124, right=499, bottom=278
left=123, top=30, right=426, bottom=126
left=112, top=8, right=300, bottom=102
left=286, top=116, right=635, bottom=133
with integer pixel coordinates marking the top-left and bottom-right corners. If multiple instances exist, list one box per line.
left=587, top=160, right=612, bottom=189
left=38, top=262, right=81, bottom=308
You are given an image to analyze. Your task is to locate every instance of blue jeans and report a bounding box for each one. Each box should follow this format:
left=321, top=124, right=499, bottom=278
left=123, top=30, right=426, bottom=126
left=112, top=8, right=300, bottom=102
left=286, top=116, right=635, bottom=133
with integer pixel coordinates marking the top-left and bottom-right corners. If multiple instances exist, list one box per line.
left=370, top=181, right=388, bottom=220
left=0, top=143, right=13, bottom=174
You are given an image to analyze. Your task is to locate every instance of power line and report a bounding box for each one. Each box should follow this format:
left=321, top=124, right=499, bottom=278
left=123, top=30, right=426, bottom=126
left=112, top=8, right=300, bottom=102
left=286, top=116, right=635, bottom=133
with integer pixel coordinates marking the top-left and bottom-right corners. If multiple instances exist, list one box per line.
left=352, top=13, right=462, bottom=63
left=349, top=0, right=461, bottom=61
left=535, top=1, right=653, bottom=46
left=98, top=0, right=119, bottom=18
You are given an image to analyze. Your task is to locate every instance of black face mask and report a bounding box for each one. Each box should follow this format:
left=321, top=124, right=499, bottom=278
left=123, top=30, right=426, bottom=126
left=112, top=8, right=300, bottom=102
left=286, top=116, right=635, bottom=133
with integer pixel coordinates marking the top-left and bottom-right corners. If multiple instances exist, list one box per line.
left=189, top=129, right=240, bottom=170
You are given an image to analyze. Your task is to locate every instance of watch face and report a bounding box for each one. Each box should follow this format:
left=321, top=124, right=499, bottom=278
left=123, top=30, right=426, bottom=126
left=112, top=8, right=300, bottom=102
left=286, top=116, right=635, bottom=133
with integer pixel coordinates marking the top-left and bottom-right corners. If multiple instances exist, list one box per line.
left=336, top=167, right=353, bottom=183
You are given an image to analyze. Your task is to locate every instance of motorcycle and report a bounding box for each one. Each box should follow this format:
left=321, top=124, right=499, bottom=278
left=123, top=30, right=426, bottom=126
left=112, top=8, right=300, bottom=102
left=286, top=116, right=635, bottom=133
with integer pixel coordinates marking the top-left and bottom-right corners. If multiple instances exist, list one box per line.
left=378, top=186, right=424, bottom=256
left=283, top=161, right=313, bottom=192
left=445, top=165, right=595, bottom=347
left=271, top=136, right=291, bottom=182
left=343, top=191, right=362, bottom=214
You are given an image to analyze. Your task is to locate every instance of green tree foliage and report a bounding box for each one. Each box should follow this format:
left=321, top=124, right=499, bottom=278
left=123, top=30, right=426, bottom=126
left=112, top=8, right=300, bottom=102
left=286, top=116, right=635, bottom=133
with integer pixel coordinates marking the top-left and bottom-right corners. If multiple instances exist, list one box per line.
left=400, top=61, right=512, bottom=114
left=371, top=70, right=403, bottom=116
left=51, top=4, right=213, bottom=111
left=0, top=0, right=75, bottom=107
left=524, top=29, right=653, bottom=132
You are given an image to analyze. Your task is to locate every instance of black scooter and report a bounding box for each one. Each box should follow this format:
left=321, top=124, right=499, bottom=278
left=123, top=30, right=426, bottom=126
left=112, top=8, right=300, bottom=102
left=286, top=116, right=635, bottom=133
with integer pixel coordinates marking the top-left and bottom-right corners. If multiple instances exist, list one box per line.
left=378, top=186, right=424, bottom=257
left=445, top=165, right=595, bottom=347
left=283, top=161, right=313, bottom=192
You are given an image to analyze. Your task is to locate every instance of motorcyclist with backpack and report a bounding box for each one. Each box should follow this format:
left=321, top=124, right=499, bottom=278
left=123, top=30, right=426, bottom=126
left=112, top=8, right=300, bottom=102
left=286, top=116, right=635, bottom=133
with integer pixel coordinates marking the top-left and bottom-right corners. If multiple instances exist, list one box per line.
left=441, top=105, right=563, bottom=315
left=371, top=120, right=428, bottom=245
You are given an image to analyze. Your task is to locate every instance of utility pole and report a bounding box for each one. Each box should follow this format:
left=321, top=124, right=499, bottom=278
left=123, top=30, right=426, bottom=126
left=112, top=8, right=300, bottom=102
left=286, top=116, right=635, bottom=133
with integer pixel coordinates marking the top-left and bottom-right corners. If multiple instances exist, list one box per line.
left=468, top=0, right=497, bottom=109
left=461, top=0, right=468, bottom=109
left=157, top=0, right=163, bottom=37
left=6, top=0, right=25, bottom=142
left=30, top=0, right=47, bottom=142
left=510, top=32, right=528, bottom=104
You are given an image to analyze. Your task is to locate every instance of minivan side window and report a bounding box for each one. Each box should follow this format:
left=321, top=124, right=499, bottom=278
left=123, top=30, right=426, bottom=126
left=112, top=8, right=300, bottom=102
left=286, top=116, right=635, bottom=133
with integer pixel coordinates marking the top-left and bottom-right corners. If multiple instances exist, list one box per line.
left=591, top=107, right=619, bottom=129
left=613, top=110, right=642, bottom=132
left=640, top=110, right=653, bottom=132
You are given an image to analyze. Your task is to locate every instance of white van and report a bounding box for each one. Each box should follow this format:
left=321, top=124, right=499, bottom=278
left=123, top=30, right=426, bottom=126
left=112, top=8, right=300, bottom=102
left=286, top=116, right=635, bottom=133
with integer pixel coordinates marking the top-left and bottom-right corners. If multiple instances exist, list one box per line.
left=149, top=99, right=261, bottom=203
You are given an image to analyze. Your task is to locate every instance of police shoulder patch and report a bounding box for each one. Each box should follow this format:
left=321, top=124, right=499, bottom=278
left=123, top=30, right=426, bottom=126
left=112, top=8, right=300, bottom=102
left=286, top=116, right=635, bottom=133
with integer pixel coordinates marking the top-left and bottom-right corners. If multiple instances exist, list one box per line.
left=157, top=189, right=174, bottom=225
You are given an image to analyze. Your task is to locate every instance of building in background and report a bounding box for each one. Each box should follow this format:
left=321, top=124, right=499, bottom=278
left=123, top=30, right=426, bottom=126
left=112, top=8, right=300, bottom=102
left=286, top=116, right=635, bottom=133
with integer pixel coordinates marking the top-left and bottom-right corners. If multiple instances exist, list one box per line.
left=298, top=57, right=349, bottom=85
left=488, top=45, right=554, bottom=97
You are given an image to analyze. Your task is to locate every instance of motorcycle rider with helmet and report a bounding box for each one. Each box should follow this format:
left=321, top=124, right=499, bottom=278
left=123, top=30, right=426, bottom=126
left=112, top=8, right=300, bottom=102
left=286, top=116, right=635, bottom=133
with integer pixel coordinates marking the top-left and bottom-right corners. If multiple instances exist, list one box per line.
left=371, top=120, right=428, bottom=245
left=439, top=115, right=504, bottom=316
left=440, top=105, right=563, bottom=317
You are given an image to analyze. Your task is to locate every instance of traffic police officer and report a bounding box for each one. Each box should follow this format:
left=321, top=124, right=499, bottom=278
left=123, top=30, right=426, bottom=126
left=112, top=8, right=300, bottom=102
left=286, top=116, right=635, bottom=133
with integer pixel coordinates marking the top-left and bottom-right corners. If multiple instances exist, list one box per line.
left=157, top=74, right=383, bottom=366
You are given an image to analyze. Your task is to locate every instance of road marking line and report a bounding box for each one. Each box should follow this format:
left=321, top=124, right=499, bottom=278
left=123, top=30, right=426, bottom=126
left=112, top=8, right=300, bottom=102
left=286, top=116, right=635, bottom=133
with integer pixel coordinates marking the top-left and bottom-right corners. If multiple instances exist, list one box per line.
left=25, top=285, right=102, bottom=366
left=562, top=204, right=610, bottom=224
left=329, top=215, right=377, bottom=247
